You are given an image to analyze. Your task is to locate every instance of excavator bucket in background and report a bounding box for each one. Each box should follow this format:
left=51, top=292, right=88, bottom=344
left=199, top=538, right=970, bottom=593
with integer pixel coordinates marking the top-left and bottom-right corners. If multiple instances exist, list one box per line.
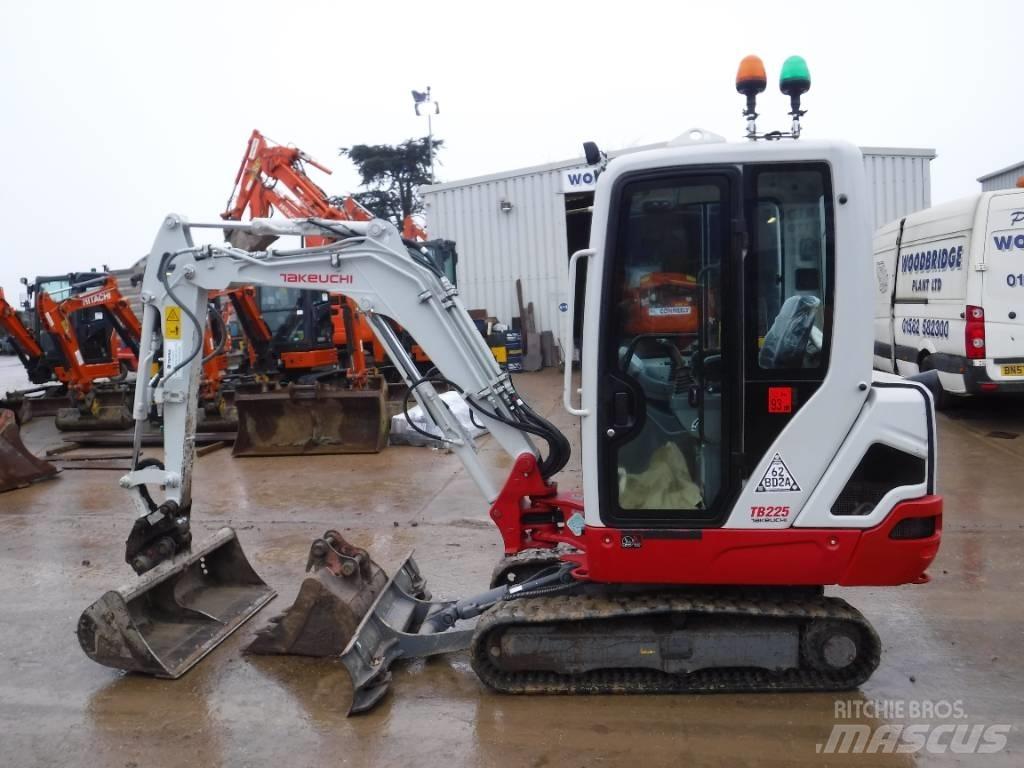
left=0, top=386, right=68, bottom=423
left=225, top=228, right=279, bottom=252
left=247, top=530, right=397, bottom=656
left=233, top=378, right=389, bottom=457
left=77, top=527, right=276, bottom=678
left=198, top=389, right=239, bottom=433
left=0, top=408, right=59, bottom=493
left=55, top=386, right=134, bottom=431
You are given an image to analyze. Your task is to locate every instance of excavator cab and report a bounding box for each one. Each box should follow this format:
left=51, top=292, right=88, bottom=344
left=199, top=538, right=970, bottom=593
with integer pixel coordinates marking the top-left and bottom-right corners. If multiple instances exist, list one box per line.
left=419, top=239, right=458, bottom=286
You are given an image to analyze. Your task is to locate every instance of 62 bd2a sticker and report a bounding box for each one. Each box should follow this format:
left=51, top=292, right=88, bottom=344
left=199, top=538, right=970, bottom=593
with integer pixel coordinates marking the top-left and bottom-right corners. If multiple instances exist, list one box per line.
left=755, top=453, right=800, bottom=493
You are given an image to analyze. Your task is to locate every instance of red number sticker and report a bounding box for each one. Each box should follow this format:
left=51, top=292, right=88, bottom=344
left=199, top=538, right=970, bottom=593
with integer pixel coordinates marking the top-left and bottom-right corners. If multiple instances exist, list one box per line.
left=767, top=386, right=793, bottom=414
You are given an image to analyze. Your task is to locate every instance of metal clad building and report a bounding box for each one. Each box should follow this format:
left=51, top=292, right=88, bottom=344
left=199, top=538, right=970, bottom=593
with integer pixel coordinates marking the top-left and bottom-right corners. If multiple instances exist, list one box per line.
left=860, top=147, right=935, bottom=230
left=978, top=161, right=1024, bottom=191
left=423, top=143, right=935, bottom=341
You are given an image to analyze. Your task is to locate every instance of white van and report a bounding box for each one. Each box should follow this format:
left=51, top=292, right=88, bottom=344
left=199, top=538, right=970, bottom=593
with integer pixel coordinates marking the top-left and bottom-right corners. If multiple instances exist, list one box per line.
left=873, top=187, right=1024, bottom=405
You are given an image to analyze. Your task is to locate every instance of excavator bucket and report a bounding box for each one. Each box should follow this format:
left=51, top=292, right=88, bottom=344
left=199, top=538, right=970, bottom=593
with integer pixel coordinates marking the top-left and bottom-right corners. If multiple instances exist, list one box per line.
left=1, top=386, right=68, bottom=423
left=246, top=530, right=470, bottom=715
left=77, top=527, right=276, bottom=678
left=198, top=390, right=239, bottom=433
left=233, top=378, right=389, bottom=457
left=0, top=408, right=59, bottom=493
left=246, top=530, right=400, bottom=656
left=55, top=386, right=133, bottom=431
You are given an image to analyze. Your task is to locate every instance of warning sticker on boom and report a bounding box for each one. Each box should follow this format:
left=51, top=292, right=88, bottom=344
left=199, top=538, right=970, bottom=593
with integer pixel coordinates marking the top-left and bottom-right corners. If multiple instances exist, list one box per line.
left=164, top=306, right=182, bottom=340
left=755, top=453, right=800, bottom=493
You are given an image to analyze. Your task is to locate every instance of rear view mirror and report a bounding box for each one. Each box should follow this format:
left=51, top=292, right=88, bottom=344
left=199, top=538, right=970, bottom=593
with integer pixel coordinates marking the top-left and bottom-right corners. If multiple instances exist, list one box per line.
left=583, top=141, right=601, bottom=166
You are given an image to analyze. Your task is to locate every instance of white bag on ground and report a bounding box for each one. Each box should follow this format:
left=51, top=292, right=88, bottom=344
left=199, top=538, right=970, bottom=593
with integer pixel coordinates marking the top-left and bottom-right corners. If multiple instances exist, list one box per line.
left=390, top=391, right=489, bottom=447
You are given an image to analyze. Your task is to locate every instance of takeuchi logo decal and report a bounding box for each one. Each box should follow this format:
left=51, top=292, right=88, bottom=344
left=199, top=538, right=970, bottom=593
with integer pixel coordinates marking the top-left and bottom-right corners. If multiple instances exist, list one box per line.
left=279, top=273, right=353, bottom=285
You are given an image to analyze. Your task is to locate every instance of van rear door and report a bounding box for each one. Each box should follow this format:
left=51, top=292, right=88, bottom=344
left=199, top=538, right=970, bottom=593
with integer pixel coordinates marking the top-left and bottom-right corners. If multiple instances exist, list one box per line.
left=981, top=191, right=1024, bottom=373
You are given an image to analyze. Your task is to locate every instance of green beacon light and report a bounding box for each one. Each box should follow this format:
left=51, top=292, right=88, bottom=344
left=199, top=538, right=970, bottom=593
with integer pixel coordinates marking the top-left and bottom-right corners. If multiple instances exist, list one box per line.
left=779, top=55, right=810, bottom=137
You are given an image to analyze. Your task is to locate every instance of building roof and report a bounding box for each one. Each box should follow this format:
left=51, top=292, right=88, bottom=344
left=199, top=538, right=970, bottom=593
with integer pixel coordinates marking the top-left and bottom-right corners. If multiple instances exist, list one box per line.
left=978, top=160, right=1024, bottom=182
left=422, top=142, right=937, bottom=194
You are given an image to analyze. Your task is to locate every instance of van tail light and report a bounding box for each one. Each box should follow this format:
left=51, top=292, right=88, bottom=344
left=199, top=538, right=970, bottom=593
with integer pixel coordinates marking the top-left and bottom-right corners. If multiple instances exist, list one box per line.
left=965, top=305, right=986, bottom=359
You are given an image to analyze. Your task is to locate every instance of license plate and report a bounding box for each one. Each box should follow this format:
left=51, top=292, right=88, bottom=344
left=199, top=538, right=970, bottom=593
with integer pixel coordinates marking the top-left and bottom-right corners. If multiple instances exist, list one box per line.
left=1000, top=364, right=1024, bottom=377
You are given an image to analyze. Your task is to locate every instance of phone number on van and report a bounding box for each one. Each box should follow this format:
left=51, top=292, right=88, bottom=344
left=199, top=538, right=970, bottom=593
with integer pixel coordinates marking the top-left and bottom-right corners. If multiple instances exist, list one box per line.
left=901, top=318, right=949, bottom=338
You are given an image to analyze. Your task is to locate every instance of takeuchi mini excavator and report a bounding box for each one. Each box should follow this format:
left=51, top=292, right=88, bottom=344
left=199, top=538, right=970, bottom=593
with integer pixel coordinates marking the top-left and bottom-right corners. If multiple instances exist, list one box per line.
left=78, top=58, right=942, bottom=714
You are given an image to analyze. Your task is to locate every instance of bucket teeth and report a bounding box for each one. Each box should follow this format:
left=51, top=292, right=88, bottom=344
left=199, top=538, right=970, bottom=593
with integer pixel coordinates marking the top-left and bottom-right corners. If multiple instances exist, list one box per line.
left=246, top=531, right=387, bottom=657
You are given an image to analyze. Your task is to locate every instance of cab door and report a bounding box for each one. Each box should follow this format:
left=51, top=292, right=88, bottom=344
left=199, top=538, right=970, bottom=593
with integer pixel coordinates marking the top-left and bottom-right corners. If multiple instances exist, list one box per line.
left=596, top=169, right=742, bottom=528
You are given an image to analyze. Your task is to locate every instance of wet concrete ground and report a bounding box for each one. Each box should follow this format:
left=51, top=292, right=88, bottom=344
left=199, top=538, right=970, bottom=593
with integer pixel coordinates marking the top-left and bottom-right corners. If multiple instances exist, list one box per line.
left=0, top=355, right=1022, bottom=767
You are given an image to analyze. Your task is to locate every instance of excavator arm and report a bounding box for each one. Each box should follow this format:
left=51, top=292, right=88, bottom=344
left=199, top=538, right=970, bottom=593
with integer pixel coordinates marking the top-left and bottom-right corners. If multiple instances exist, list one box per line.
left=125, top=215, right=563, bottom=516
left=0, top=287, right=49, bottom=382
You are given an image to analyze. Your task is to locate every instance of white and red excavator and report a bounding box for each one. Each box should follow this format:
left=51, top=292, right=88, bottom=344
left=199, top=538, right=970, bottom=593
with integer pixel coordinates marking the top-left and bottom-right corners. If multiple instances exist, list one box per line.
left=78, top=56, right=941, bottom=714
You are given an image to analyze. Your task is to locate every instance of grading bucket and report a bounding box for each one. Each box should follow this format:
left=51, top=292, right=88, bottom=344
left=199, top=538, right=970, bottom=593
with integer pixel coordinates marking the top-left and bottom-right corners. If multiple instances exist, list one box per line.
left=77, top=527, right=276, bottom=678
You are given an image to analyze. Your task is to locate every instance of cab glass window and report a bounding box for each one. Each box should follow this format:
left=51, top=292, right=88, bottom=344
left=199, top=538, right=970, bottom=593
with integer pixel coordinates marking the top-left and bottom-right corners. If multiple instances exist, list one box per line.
left=747, top=165, right=833, bottom=372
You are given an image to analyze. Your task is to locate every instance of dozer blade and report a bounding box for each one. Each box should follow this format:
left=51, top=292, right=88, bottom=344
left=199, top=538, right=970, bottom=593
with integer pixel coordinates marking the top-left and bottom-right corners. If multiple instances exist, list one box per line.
left=247, top=530, right=393, bottom=656
left=55, top=387, right=133, bottom=431
left=233, top=380, right=389, bottom=457
left=0, top=408, right=59, bottom=493
left=77, top=527, right=276, bottom=678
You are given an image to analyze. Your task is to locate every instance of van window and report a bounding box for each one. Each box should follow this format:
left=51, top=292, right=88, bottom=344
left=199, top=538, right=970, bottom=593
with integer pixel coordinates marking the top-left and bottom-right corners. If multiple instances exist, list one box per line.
left=747, top=165, right=833, bottom=372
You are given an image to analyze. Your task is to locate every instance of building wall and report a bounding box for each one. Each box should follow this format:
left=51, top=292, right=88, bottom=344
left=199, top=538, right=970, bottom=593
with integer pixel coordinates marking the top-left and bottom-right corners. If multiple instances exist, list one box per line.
left=861, top=149, right=934, bottom=229
left=979, top=163, right=1024, bottom=192
left=425, top=169, right=570, bottom=340
left=424, top=146, right=935, bottom=340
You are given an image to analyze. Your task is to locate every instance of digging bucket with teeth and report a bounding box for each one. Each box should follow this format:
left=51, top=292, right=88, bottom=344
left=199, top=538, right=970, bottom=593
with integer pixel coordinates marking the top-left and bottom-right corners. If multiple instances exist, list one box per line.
left=248, top=530, right=478, bottom=715
left=246, top=530, right=397, bottom=656
left=232, top=377, right=389, bottom=457
left=77, top=527, right=276, bottom=678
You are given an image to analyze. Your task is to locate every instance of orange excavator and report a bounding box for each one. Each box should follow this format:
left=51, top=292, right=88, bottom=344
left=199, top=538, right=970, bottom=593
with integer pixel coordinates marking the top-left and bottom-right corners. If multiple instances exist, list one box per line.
left=3, top=273, right=233, bottom=431
left=219, top=130, right=389, bottom=456
left=0, top=273, right=141, bottom=429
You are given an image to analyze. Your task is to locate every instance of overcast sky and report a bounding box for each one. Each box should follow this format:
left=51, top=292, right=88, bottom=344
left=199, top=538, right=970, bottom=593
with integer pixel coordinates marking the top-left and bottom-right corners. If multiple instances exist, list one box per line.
left=1, top=0, right=1019, bottom=295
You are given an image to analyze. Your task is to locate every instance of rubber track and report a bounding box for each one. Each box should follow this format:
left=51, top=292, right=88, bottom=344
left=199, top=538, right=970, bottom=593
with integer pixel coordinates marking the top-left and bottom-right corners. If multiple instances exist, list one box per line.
left=470, top=588, right=881, bottom=695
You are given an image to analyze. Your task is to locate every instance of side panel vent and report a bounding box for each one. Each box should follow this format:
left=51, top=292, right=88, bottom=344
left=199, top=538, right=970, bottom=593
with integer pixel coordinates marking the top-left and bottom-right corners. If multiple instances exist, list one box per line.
left=831, top=443, right=926, bottom=516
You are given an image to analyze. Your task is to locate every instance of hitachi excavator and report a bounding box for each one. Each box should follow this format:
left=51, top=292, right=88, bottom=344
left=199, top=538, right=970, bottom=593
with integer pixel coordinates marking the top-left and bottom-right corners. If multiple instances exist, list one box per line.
left=78, top=58, right=942, bottom=715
